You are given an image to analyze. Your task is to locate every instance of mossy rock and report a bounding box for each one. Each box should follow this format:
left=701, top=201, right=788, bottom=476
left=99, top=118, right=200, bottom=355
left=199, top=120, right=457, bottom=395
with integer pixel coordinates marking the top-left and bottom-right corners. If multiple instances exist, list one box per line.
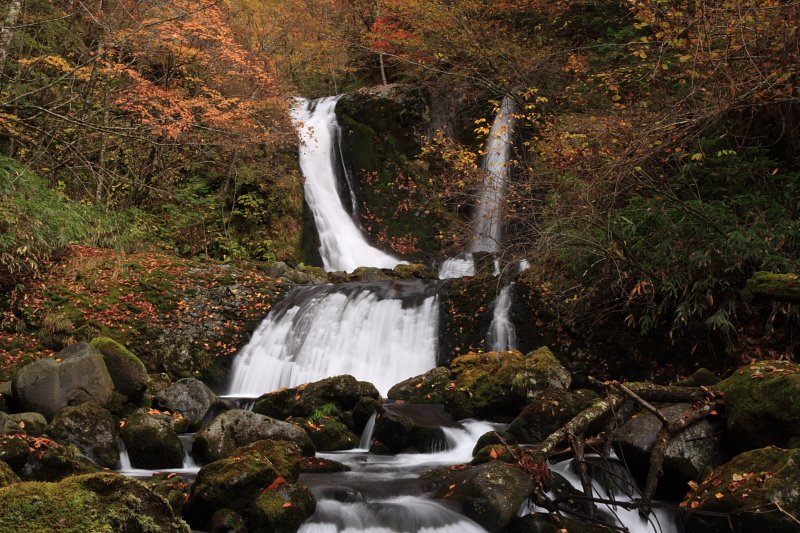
left=7, top=413, right=47, bottom=437
left=47, top=403, right=119, bottom=468
left=247, top=482, right=316, bottom=533
left=717, top=360, right=800, bottom=450
left=472, top=430, right=518, bottom=457
left=388, top=367, right=451, bottom=404
left=301, top=417, right=359, bottom=451
left=0, top=472, right=190, bottom=532
left=507, top=389, right=597, bottom=445
left=0, top=435, right=99, bottom=482
left=139, top=472, right=190, bottom=517
left=252, top=375, right=380, bottom=420
left=684, top=447, right=800, bottom=533
left=522, top=347, right=572, bottom=392
left=120, top=408, right=184, bottom=470
left=91, top=336, right=149, bottom=399
left=674, top=367, right=719, bottom=388
left=210, top=509, right=248, bottom=533
left=184, top=440, right=301, bottom=529
left=472, top=444, right=520, bottom=465
left=299, top=457, right=352, bottom=474
left=0, top=459, right=20, bottom=488
left=0, top=411, right=22, bottom=435
left=392, top=263, right=438, bottom=279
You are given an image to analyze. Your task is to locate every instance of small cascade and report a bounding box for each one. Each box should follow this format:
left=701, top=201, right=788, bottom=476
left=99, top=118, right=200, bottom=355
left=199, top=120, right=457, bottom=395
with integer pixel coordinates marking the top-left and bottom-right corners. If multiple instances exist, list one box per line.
left=116, top=436, right=200, bottom=477
left=226, top=279, right=440, bottom=398
left=438, top=96, right=519, bottom=279
left=525, top=455, right=681, bottom=533
left=358, top=412, right=378, bottom=450
left=486, top=283, right=517, bottom=352
left=469, top=96, right=518, bottom=254
left=292, top=97, right=404, bottom=272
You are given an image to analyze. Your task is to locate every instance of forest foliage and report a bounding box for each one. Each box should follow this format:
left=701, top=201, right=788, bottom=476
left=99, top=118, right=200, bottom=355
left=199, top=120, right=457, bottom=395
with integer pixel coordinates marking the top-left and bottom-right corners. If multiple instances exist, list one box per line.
left=1, top=0, right=800, bottom=365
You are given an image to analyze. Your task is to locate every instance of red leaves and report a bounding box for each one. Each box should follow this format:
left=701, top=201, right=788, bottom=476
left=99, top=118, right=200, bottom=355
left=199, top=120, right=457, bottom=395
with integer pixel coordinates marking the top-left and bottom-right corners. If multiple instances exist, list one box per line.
left=263, top=476, right=287, bottom=493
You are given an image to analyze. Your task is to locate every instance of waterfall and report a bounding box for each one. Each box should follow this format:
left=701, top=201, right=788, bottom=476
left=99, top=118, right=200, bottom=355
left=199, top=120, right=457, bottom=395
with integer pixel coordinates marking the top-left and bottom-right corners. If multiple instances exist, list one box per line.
left=487, top=283, right=517, bottom=352
left=438, top=96, right=518, bottom=279
left=226, top=280, right=440, bottom=398
left=292, top=96, right=404, bottom=273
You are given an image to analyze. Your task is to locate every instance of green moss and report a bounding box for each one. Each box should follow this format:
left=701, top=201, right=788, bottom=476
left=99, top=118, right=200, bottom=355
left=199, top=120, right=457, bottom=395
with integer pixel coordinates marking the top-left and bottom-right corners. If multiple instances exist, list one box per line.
left=301, top=417, right=358, bottom=451
left=0, top=459, right=20, bottom=488
left=247, top=483, right=316, bottom=533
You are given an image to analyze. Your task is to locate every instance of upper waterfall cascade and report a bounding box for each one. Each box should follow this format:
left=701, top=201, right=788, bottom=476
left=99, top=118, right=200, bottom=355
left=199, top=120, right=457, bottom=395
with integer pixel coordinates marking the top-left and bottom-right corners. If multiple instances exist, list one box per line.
left=292, top=96, right=404, bottom=273
left=439, top=96, right=519, bottom=279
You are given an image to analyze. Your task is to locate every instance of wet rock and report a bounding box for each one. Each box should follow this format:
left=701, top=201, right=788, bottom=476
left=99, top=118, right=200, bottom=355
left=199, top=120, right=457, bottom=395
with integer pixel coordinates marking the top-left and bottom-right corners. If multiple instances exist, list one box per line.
left=300, top=456, right=352, bottom=474
left=472, top=430, right=518, bottom=457
left=120, top=408, right=184, bottom=470
left=47, top=402, right=120, bottom=468
left=0, top=459, right=19, bottom=487
left=154, top=377, right=224, bottom=430
left=434, top=461, right=534, bottom=532
left=148, top=373, right=175, bottom=394
left=267, top=261, right=292, bottom=278
left=350, top=266, right=391, bottom=281
left=372, top=403, right=456, bottom=454
left=192, top=410, right=314, bottom=464
left=11, top=341, right=114, bottom=421
left=508, top=513, right=615, bottom=533
left=522, top=346, right=572, bottom=392
left=184, top=440, right=302, bottom=529
left=717, top=360, right=800, bottom=450
left=248, top=482, right=316, bottom=533
left=613, top=403, right=723, bottom=498
left=7, top=412, right=47, bottom=437
left=0, top=472, right=190, bottom=532
left=684, top=447, right=800, bottom=533
left=507, top=389, right=597, bottom=445
left=139, top=471, right=191, bottom=517
left=393, top=263, right=438, bottom=279
left=91, top=336, right=149, bottom=399
left=388, top=367, right=451, bottom=404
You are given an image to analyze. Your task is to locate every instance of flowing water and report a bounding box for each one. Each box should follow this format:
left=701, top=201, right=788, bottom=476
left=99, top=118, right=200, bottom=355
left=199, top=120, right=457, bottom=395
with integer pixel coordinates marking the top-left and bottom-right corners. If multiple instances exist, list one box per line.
left=292, top=96, right=404, bottom=273
left=487, top=283, right=517, bottom=352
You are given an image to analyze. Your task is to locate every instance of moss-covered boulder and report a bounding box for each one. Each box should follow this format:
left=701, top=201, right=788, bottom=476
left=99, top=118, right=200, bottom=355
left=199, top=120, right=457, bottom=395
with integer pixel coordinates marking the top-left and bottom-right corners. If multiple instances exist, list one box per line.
left=507, top=389, right=598, bottom=445
left=388, top=367, right=452, bottom=404
left=252, top=375, right=380, bottom=421
left=248, top=482, right=316, bottom=533
left=300, top=456, right=352, bottom=474
left=433, top=461, right=534, bottom=532
left=47, top=402, right=119, bottom=468
left=183, top=440, right=302, bottom=529
left=0, top=472, right=190, bottom=532
left=301, top=416, right=359, bottom=451
left=90, top=336, right=149, bottom=399
left=0, top=459, right=20, bottom=487
left=471, top=430, right=518, bottom=457
left=120, top=408, right=184, bottom=470
left=393, top=263, right=439, bottom=279
left=154, top=377, right=224, bottom=430
left=684, top=447, right=800, bottom=533
left=192, top=410, right=314, bottom=464
left=139, top=471, right=190, bottom=517
left=372, top=403, right=456, bottom=454
left=210, top=509, right=248, bottom=533
left=0, top=435, right=99, bottom=482
left=11, top=341, right=114, bottom=421
left=7, top=413, right=47, bottom=437
left=717, top=360, right=800, bottom=450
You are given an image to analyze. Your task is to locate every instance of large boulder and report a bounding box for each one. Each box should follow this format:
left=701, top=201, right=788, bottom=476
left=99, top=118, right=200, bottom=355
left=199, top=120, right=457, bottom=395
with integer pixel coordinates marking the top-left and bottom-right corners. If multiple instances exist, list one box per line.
left=47, top=402, right=120, bottom=468
left=120, top=408, right=184, bottom=469
left=90, top=336, right=149, bottom=399
left=0, top=472, right=190, bottom=532
left=183, top=440, right=302, bottom=529
left=613, top=403, right=723, bottom=498
left=300, top=417, right=359, bottom=451
left=154, top=378, right=223, bottom=430
left=192, top=410, right=314, bottom=464
left=434, top=461, right=534, bottom=532
left=11, top=342, right=113, bottom=421
left=371, top=403, right=456, bottom=454
left=252, top=375, right=380, bottom=420
left=717, top=360, right=800, bottom=450
left=684, top=447, right=800, bottom=533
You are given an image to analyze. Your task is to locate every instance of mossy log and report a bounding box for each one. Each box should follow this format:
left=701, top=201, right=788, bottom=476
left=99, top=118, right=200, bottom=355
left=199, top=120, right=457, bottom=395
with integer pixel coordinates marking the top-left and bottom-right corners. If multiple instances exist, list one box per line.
left=742, top=271, right=800, bottom=304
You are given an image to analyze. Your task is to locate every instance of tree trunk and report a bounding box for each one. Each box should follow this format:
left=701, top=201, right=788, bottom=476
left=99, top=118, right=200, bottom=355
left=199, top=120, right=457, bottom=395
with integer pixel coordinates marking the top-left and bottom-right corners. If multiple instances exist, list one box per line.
left=0, top=0, right=23, bottom=76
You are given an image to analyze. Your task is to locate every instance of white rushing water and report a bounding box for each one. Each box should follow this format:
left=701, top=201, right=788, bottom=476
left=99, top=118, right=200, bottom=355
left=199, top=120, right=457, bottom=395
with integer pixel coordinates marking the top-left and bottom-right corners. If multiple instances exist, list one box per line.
left=301, top=417, right=503, bottom=533
left=468, top=96, right=518, bottom=254
left=292, top=96, right=404, bottom=273
left=226, top=280, right=440, bottom=398
left=487, top=283, right=517, bottom=352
